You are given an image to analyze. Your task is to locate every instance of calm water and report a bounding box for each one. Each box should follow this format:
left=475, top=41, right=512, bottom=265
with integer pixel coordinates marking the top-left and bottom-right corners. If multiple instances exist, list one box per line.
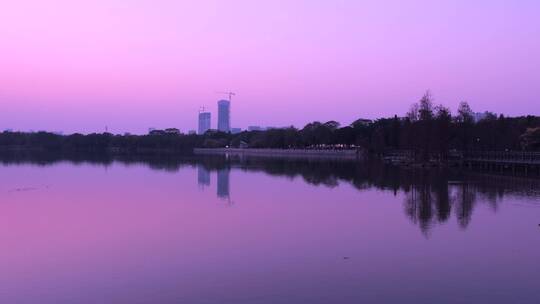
left=1, top=155, right=539, bottom=303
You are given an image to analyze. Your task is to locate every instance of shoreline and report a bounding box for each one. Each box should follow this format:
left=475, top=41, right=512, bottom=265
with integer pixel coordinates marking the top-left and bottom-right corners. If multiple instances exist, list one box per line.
left=193, top=148, right=366, bottom=160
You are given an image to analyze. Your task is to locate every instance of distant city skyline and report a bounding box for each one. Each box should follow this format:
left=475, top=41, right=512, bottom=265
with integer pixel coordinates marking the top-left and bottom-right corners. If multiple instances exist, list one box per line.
left=198, top=111, right=211, bottom=135
left=1, top=1, right=539, bottom=134
left=217, top=100, right=231, bottom=133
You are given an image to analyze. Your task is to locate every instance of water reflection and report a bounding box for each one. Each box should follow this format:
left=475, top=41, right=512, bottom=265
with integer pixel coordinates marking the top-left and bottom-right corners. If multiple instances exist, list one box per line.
left=2, top=151, right=539, bottom=304
left=197, top=164, right=231, bottom=203
left=403, top=171, right=478, bottom=234
left=1, top=151, right=539, bottom=235
left=197, top=165, right=210, bottom=188
left=216, top=168, right=231, bottom=201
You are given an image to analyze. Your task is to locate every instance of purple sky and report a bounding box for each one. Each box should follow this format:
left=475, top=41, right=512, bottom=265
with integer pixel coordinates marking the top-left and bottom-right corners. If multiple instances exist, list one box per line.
left=1, top=0, right=539, bottom=134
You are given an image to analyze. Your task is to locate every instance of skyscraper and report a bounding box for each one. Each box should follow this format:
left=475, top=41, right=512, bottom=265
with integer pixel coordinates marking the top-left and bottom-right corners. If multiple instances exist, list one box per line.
left=217, top=100, right=230, bottom=132
left=198, top=112, right=211, bottom=134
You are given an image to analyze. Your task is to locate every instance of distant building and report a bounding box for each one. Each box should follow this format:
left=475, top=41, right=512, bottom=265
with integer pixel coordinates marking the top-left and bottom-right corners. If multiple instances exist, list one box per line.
left=473, top=111, right=496, bottom=123
left=231, top=128, right=242, bottom=134
left=248, top=126, right=263, bottom=131
left=165, top=128, right=180, bottom=135
left=217, top=100, right=231, bottom=132
left=198, top=112, right=211, bottom=134
left=149, top=129, right=166, bottom=136
left=188, top=130, right=197, bottom=135
left=473, top=112, right=485, bottom=123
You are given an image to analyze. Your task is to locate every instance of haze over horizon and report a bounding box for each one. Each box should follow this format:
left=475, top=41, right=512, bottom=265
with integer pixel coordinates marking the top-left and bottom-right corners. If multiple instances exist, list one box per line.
left=1, top=0, right=539, bottom=134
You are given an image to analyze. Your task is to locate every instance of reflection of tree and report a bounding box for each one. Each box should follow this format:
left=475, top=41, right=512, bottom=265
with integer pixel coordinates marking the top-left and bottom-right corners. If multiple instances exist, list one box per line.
left=404, top=184, right=433, bottom=234
left=454, top=182, right=476, bottom=229
left=402, top=170, right=453, bottom=235
left=2, top=151, right=538, bottom=234
left=434, top=175, right=451, bottom=222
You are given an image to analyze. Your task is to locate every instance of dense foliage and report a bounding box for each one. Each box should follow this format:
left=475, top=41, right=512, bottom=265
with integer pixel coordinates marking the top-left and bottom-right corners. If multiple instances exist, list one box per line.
left=229, top=93, right=540, bottom=156
left=0, top=131, right=200, bottom=152
left=1, top=92, right=538, bottom=154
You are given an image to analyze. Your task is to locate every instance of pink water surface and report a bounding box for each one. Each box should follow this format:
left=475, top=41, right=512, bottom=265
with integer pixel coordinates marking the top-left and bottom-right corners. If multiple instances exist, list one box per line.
left=0, top=161, right=539, bottom=303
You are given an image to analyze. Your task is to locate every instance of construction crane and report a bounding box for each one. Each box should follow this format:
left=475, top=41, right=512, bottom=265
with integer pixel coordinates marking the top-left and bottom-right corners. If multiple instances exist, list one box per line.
left=216, top=91, right=236, bottom=102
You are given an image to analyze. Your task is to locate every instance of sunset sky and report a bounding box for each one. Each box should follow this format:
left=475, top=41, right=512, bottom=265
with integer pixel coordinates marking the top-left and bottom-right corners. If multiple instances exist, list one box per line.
left=1, top=0, right=539, bottom=134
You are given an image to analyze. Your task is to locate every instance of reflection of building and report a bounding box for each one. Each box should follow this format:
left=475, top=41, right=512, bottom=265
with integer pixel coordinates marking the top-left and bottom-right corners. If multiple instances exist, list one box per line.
left=197, top=165, right=210, bottom=187
left=217, top=168, right=230, bottom=199
left=217, top=100, right=231, bottom=132
left=198, top=112, right=211, bottom=134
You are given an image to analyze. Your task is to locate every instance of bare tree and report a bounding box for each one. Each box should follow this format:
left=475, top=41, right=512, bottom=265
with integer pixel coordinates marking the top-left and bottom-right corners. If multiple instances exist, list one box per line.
left=457, top=101, right=474, bottom=124
left=407, top=103, right=419, bottom=121
left=418, top=91, right=434, bottom=121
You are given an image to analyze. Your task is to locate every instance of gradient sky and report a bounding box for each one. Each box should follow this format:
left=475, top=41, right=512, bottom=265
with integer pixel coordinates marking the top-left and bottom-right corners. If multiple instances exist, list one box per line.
left=1, top=0, right=539, bottom=134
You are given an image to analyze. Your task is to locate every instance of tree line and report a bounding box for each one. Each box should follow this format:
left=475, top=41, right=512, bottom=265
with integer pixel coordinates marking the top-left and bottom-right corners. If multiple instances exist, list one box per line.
left=226, top=91, right=540, bottom=156
left=1, top=91, right=539, bottom=155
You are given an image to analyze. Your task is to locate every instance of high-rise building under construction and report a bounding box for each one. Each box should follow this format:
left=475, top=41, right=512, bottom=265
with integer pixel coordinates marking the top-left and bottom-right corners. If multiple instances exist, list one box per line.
left=198, top=112, right=211, bottom=134
left=217, top=100, right=230, bottom=132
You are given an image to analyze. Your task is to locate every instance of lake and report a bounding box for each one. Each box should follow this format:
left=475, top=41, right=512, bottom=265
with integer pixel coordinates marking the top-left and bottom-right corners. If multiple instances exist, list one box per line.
left=0, top=155, right=539, bottom=303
